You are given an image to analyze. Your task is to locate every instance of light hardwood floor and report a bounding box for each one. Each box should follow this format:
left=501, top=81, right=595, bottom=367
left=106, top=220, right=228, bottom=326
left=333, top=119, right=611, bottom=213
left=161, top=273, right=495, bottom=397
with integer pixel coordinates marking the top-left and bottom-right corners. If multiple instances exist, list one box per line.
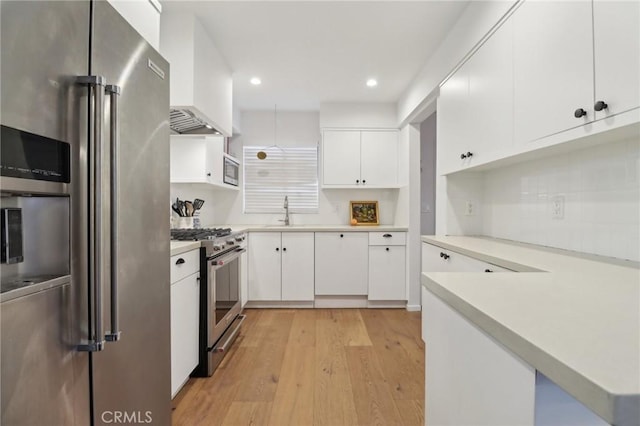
left=172, top=309, right=425, bottom=426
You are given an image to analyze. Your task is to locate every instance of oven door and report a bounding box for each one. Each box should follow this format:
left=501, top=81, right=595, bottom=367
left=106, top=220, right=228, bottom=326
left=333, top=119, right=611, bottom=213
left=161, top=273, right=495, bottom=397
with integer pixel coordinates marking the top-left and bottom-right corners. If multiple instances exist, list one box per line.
left=207, top=247, right=245, bottom=348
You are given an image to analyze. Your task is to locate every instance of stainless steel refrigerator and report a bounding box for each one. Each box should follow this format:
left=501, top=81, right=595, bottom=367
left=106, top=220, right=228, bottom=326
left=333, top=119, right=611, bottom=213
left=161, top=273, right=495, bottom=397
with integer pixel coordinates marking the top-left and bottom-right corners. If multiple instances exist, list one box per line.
left=0, top=1, right=171, bottom=425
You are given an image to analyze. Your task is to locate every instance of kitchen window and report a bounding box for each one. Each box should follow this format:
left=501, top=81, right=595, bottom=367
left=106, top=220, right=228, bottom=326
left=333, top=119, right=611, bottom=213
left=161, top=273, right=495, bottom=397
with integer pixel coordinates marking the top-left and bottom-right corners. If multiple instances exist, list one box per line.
left=243, top=146, right=319, bottom=213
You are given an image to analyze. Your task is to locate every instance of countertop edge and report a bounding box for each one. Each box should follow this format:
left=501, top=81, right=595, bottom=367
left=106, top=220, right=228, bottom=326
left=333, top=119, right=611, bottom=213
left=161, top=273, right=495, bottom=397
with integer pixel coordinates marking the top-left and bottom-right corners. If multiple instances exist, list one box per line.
left=207, top=225, right=408, bottom=233
left=170, top=241, right=202, bottom=256
left=420, top=272, right=624, bottom=424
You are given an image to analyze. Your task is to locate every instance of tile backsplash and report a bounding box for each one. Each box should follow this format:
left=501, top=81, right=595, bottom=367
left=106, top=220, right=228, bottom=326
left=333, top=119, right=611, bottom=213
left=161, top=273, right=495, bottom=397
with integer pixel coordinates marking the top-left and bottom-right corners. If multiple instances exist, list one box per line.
left=481, top=137, right=640, bottom=261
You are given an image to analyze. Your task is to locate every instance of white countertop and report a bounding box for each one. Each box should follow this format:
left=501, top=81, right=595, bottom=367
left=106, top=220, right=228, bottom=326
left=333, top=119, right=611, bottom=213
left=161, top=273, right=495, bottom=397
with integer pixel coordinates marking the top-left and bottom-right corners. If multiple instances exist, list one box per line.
left=421, top=235, right=640, bottom=425
left=206, top=224, right=408, bottom=233
left=170, top=241, right=201, bottom=256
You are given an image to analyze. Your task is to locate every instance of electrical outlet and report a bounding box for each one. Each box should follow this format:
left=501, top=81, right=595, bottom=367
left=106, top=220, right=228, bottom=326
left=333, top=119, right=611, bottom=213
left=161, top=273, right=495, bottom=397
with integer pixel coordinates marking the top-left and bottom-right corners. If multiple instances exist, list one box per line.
left=465, top=201, right=474, bottom=216
left=551, top=195, right=565, bottom=219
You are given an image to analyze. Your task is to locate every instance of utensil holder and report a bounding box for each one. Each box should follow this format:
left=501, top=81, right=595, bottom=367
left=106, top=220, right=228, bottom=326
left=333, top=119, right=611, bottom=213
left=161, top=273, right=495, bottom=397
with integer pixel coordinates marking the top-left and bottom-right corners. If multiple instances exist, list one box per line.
left=175, top=217, right=194, bottom=229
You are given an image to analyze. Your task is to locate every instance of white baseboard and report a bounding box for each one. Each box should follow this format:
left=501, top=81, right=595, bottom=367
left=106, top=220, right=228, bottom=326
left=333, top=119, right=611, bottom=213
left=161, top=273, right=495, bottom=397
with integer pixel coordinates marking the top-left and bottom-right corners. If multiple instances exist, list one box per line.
left=244, top=301, right=314, bottom=309
left=367, top=300, right=406, bottom=309
left=314, top=296, right=368, bottom=308
left=406, top=304, right=422, bottom=312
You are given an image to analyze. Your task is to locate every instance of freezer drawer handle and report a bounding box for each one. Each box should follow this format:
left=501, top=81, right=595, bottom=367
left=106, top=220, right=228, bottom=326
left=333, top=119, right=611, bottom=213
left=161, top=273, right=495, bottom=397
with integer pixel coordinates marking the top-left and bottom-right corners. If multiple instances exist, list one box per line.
left=77, top=75, right=107, bottom=352
left=105, top=84, right=122, bottom=343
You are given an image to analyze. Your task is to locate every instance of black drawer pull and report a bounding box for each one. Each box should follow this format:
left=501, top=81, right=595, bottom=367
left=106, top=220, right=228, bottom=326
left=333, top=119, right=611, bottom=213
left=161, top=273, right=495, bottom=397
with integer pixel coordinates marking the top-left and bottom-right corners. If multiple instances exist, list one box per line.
left=440, top=252, right=450, bottom=260
left=340, top=234, right=344, bottom=238
left=386, top=247, right=390, bottom=251
left=175, top=258, right=185, bottom=265
left=276, top=247, right=280, bottom=251
left=383, top=234, right=392, bottom=238
left=485, top=269, right=493, bottom=273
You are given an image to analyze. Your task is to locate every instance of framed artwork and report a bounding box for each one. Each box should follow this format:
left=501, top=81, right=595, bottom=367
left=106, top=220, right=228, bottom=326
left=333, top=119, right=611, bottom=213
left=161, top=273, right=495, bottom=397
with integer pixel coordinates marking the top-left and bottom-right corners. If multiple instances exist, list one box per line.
left=350, top=201, right=379, bottom=226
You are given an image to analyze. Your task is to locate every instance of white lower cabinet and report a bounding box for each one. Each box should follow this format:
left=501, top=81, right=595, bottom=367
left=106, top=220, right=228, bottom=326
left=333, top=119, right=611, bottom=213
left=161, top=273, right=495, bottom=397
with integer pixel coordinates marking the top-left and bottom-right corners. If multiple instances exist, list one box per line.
left=315, top=232, right=368, bottom=295
left=170, top=269, right=199, bottom=397
left=248, top=232, right=314, bottom=301
left=368, top=246, right=405, bottom=300
left=422, top=242, right=513, bottom=273
left=423, top=287, right=536, bottom=425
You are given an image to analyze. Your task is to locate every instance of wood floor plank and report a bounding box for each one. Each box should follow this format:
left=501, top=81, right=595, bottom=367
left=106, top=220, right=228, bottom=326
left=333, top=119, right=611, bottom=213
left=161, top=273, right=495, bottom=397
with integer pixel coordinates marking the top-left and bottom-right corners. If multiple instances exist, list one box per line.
left=288, top=309, right=316, bottom=346
left=395, top=399, right=425, bottom=426
left=268, top=345, right=315, bottom=426
left=340, top=309, right=373, bottom=346
left=345, top=346, right=404, bottom=425
left=235, top=310, right=294, bottom=401
left=381, top=309, right=425, bottom=370
left=221, top=401, right=273, bottom=426
left=314, top=318, right=358, bottom=426
left=360, top=309, right=424, bottom=400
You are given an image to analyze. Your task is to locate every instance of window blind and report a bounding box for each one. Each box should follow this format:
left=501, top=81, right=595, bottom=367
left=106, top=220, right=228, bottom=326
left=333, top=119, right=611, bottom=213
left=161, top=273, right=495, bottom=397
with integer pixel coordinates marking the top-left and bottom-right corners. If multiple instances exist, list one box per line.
left=243, top=146, right=319, bottom=213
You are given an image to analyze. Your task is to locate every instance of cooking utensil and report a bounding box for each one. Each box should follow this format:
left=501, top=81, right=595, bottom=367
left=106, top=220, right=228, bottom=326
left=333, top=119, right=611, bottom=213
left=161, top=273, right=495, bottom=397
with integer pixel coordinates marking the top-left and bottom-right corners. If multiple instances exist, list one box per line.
left=193, top=199, right=205, bottom=211
left=185, top=201, right=194, bottom=217
left=171, top=204, right=183, bottom=217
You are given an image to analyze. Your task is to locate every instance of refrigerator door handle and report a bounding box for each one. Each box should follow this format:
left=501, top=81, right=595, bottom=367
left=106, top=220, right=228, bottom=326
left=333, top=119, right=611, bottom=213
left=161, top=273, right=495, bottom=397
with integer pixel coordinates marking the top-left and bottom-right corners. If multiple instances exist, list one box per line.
left=77, top=75, right=106, bottom=352
left=105, top=84, right=122, bottom=343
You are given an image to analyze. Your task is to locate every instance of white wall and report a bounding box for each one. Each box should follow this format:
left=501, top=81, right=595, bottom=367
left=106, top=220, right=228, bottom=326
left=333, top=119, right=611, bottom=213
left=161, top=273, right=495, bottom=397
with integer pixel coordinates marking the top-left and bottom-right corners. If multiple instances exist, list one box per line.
left=482, top=137, right=640, bottom=262
left=320, top=102, right=398, bottom=129
left=178, top=110, right=402, bottom=227
left=397, top=1, right=516, bottom=125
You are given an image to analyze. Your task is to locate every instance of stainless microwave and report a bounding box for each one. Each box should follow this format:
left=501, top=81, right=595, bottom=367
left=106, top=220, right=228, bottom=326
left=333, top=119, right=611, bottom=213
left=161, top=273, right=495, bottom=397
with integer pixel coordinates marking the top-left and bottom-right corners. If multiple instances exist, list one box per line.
left=223, top=155, right=239, bottom=186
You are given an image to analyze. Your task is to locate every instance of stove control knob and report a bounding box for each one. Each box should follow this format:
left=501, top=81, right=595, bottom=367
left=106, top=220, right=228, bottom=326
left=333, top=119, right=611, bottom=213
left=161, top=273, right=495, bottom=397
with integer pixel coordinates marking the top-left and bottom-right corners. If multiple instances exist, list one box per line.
left=235, top=236, right=244, bottom=242
left=213, top=244, right=222, bottom=251
left=226, top=239, right=235, bottom=245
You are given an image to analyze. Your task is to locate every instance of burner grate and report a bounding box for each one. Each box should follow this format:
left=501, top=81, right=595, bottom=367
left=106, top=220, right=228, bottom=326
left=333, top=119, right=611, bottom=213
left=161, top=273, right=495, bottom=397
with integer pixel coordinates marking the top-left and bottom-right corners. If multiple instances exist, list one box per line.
left=170, top=227, right=232, bottom=241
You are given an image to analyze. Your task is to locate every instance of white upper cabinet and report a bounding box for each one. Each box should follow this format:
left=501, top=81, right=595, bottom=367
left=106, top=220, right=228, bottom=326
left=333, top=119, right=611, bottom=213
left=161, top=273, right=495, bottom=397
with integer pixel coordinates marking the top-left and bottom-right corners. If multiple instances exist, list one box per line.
left=513, top=1, right=594, bottom=144
left=322, top=130, right=361, bottom=185
left=439, top=19, right=514, bottom=174
left=593, top=0, right=640, bottom=120
left=322, top=130, right=398, bottom=188
left=170, top=135, right=239, bottom=189
left=360, top=131, right=399, bottom=186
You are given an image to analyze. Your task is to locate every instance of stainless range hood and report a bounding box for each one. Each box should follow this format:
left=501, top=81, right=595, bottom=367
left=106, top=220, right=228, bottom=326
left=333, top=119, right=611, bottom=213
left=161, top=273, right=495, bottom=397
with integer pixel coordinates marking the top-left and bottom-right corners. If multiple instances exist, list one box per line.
left=170, top=108, right=223, bottom=135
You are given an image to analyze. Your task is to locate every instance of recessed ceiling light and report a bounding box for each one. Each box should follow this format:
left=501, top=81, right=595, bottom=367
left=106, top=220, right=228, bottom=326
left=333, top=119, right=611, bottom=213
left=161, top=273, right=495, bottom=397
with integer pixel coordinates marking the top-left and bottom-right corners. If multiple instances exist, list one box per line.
left=250, top=77, right=262, bottom=85
left=205, top=124, right=213, bottom=129
left=366, top=78, right=378, bottom=87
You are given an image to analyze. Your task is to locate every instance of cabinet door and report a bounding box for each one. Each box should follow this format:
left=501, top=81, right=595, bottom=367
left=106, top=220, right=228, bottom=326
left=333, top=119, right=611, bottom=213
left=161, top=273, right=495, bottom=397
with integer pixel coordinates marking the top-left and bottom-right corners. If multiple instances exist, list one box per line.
left=465, top=18, right=514, bottom=166
left=170, top=137, right=208, bottom=183
left=438, top=60, right=471, bottom=174
left=281, top=232, right=315, bottom=301
left=423, top=288, right=536, bottom=425
left=322, top=131, right=361, bottom=185
left=248, top=233, right=282, bottom=300
left=368, top=246, right=406, bottom=300
left=593, top=0, right=640, bottom=120
left=170, top=273, right=200, bottom=397
left=360, top=131, right=398, bottom=186
left=513, top=1, right=594, bottom=144
left=315, top=232, right=368, bottom=295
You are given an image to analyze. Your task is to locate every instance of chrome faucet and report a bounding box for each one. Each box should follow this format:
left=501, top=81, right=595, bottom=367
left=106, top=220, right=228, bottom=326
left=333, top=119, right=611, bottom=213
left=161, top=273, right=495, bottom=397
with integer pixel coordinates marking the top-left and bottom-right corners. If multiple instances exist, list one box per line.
left=279, top=195, right=290, bottom=226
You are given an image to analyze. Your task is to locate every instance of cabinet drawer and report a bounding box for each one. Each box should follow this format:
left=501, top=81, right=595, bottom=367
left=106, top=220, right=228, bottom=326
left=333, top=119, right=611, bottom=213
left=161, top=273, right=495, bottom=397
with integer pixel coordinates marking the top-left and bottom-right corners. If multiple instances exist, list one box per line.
left=422, top=242, right=513, bottom=273
left=170, top=249, right=200, bottom=283
left=369, top=232, right=406, bottom=246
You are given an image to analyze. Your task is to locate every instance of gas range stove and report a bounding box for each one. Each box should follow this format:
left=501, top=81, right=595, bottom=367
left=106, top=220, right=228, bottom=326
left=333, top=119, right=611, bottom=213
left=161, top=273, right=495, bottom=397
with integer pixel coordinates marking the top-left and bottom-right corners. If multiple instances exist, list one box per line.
left=170, top=228, right=246, bottom=258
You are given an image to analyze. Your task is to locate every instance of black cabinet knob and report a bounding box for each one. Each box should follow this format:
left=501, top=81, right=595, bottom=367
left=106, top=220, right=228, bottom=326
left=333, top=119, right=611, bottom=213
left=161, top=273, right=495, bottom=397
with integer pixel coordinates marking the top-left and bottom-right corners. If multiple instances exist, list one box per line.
left=175, top=258, right=185, bottom=265
left=440, top=252, right=445, bottom=258
left=460, top=153, right=467, bottom=159
left=594, top=101, right=608, bottom=111
left=485, top=269, right=493, bottom=273
left=356, top=180, right=360, bottom=184
left=362, top=179, right=366, bottom=184
left=386, top=247, right=390, bottom=251
left=207, top=172, right=212, bottom=177
left=340, top=234, right=344, bottom=238
left=283, top=247, right=287, bottom=251
left=466, top=152, right=473, bottom=158
left=276, top=247, right=279, bottom=251
left=574, top=108, right=587, bottom=118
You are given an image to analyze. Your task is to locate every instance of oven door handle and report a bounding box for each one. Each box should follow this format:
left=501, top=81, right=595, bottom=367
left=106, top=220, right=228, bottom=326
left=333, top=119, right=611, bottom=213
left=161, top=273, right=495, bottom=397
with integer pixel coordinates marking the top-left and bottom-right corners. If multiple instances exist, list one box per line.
left=210, top=247, right=246, bottom=270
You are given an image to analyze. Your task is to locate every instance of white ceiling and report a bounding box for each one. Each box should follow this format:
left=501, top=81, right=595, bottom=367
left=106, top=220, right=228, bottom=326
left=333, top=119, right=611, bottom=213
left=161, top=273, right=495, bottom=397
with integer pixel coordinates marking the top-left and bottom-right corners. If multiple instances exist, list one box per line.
left=163, top=1, right=470, bottom=111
